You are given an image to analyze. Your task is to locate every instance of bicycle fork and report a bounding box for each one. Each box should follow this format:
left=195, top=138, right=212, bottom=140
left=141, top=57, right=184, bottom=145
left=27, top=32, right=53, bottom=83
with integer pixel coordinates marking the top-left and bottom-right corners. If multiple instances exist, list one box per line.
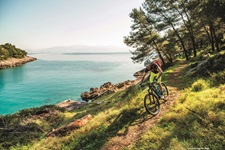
left=148, top=90, right=155, bottom=104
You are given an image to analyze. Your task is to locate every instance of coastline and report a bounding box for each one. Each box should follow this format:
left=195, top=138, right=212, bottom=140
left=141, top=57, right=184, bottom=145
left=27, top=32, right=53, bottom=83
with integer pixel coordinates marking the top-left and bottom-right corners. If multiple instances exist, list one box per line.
left=0, top=56, right=37, bottom=69
left=57, top=78, right=141, bottom=111
left=58, top=70, right=147, bottom=111
left=0, top=56, right=143, bottom=114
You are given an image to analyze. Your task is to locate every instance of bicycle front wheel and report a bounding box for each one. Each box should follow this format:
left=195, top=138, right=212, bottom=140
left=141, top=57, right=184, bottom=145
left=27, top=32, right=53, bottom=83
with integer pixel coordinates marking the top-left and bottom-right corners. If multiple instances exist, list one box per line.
left=144, top=93, right=160, bottom=115
left=161, top=82, right=169, bottom=100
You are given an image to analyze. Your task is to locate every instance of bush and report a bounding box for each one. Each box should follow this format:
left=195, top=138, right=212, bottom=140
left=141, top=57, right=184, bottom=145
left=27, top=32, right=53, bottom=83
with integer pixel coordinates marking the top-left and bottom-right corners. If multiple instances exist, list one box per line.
left=0, top=43, right=27, bottom=60
left=210, top=71, right=225, bottom=86
left=191, top=79, right=209, bottom=92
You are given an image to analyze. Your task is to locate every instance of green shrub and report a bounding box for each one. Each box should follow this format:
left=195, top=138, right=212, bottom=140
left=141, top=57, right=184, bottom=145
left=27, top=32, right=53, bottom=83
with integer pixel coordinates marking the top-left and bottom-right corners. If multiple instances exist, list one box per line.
left=210, top=71, right=225, bottom=86
left=191, top=79, right=209, bottom=92
left=0, top=43, right=27, bottom=60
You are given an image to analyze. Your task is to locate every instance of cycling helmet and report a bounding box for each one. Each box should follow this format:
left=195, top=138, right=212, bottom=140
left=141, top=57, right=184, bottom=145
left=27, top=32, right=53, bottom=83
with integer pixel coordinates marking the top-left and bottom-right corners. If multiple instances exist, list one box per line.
left=144, top=59, right=152, bottom=66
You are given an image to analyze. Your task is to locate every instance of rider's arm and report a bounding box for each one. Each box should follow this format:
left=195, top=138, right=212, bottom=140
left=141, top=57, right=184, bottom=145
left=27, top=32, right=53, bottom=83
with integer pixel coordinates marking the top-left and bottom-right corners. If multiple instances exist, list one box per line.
left=140, top=68, right=149, bottom=84
left=156, top=67, right=163, bottom=80
left=140, top=72, right=146, bottom=84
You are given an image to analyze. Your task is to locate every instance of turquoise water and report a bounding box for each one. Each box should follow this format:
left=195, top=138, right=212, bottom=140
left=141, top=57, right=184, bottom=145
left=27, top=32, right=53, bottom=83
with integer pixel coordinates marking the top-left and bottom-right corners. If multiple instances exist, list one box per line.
left=0, top=52, right=143, bottom=115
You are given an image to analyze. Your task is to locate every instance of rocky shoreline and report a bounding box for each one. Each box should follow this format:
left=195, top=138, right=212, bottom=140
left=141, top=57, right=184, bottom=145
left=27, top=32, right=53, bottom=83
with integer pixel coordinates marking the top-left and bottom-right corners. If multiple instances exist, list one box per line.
left=57, top=69, right=148, bottom=111
left=80, top=69, right=149, bottom=102
left=80, top=80, right=140, bottom=101
left=0, top=56, right=37, bottom=69
left=57, top=79, right=141, bottom=111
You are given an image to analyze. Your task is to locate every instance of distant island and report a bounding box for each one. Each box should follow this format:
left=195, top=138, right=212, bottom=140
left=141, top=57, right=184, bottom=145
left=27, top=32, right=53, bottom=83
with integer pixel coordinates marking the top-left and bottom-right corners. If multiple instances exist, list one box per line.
left=31, top=45, right=130, bottom=53
left=0, top=43, right=36, bottom=69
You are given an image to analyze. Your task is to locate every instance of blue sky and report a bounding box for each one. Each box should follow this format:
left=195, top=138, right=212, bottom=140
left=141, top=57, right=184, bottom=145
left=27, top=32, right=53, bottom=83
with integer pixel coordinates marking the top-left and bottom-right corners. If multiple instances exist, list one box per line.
left=0, top=0, right=143, bottom=50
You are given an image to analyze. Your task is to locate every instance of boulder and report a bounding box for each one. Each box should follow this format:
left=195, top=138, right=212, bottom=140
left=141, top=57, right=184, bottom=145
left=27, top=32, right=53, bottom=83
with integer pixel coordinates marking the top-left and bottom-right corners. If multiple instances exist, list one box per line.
left=100, top=82, right=113, bottom=89
left=57, top=100, right=87, bottom=111
left=80, top=92, right=91, bottom=101
left=46, top=114, right=92, bottom=137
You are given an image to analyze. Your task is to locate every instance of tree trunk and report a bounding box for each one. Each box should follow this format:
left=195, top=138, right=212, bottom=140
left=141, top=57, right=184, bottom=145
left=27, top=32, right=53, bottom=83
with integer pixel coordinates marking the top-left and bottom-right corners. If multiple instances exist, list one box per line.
left=157, top=50, right=165, bottom=64
left=200, top=39, right=203, bottom=48
left=153, top=40, right=165, bottom=64
left=209, top=23, right=215, bottom=52
left=210, top=22, right=220, bottom=51
left=180, top=5, right=197, bottom=57
left=190, top=35, right=197, bottom=57
left=173, top=26, right=189, bottom=60
left=204, top=25, right=214, bottom=52
left=164, top=51, right=173, bottom=63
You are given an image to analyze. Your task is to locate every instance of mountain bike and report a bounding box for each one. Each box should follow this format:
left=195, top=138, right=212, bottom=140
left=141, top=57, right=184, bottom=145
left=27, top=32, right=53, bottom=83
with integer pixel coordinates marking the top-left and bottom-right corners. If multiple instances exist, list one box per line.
left=141, top=80, right=169, bottom=115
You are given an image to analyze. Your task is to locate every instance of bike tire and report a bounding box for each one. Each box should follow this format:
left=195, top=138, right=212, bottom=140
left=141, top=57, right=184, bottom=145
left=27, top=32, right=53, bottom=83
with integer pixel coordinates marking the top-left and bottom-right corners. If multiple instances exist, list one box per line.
left=144, top=93, right=160, bottom=115
left=161, top=82, right=169, bottom=100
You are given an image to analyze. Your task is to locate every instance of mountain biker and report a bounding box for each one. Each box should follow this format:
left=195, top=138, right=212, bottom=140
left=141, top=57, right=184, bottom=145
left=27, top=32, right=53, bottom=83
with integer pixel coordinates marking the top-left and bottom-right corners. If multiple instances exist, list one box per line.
left=140, top=59, right=164, bottom=98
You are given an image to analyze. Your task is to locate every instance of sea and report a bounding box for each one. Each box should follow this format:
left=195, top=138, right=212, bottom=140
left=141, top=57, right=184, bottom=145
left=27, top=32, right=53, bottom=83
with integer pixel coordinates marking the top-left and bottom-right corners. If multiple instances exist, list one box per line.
left=0, top=52, right=143, bottom=115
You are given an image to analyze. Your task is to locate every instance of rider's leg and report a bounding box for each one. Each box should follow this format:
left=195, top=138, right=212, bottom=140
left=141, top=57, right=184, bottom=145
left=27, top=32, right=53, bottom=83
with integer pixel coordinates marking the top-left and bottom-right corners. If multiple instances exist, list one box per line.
left=157, top=83, right=163, bottom=94
left=156, top=76, right=163, bottom=95
left=149, top=72, right=160, bottom=93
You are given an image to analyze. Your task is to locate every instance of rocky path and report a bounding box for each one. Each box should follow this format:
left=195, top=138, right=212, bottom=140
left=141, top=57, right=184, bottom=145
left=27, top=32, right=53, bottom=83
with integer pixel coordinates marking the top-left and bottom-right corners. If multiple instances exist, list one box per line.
left=101, top=62, right=187, bottom=150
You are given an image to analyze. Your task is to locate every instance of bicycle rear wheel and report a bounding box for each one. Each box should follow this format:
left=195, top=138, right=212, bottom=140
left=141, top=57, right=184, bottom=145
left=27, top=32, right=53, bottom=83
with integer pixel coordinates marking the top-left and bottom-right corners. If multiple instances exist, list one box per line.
left=161, top=82, right=169, bottom=100
left=144, top=93, right=160, bottom=115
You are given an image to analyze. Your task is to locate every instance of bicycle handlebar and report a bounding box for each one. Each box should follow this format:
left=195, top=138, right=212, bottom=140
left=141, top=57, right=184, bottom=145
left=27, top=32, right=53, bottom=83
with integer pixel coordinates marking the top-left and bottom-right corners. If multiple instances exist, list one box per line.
left=140, top=81, right=157, bottom=90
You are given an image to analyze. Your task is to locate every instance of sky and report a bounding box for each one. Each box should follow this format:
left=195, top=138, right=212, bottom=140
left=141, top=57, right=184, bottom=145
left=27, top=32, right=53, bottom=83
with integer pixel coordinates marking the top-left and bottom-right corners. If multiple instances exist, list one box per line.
left=0, top=0, right=143, bottom=51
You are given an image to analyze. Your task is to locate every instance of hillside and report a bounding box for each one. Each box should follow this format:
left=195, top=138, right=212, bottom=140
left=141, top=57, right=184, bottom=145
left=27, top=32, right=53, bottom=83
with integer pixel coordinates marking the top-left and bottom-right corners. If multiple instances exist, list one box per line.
left=0, top=50, right=225, bottom=150
left=0, top=43, right=36, bottom=69
left=0, top=43, right=27, bottom=60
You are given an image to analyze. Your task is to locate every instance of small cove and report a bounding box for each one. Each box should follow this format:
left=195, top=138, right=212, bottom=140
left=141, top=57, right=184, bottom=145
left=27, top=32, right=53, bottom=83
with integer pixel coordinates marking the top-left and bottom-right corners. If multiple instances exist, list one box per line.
left=0, top=52, right=143, bottom=115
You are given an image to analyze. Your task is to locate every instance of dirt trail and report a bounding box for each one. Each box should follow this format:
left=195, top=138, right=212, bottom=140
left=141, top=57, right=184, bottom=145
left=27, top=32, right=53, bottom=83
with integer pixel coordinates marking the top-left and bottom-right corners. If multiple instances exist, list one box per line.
left=101, top=62, right=186, bottom=150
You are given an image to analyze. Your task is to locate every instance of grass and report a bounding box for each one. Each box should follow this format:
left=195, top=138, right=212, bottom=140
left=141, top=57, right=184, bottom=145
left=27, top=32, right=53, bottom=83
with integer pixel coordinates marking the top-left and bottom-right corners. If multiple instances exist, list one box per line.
left=0, top=50, right=225, bottom=150
left=130, top=84, right=225, bottom=150
left=0, top=85, right=148, bottom=150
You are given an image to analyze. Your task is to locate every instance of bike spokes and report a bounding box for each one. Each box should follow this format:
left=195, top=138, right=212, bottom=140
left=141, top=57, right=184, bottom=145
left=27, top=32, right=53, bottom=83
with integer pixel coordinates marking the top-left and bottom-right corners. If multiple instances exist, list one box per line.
left=144, top=94, right=160, bottom=115
left=161, top=83, right=169, bottom=100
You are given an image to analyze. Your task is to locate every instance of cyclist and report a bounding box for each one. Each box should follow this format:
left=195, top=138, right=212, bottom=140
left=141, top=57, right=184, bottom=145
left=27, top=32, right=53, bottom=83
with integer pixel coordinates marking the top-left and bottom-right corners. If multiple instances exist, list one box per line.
left=140, top=59, right=164, bottom=98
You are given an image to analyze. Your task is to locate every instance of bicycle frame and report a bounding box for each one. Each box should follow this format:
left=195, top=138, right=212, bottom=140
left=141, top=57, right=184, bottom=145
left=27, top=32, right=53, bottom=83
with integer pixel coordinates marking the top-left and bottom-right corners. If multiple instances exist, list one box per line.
left=148, top=82, right=161, bottom=98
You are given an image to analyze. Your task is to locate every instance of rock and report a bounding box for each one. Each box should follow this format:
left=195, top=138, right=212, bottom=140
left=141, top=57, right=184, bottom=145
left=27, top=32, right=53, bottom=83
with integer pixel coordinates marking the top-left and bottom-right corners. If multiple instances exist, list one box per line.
left=80, top=92, right=91, bottom=101
left=57, top=100, right=87, bottom=111
left=115, top=82, right=125, bottom=88
left=100, top=82, right=113, bottom=89
left=46, top=114, right=92, bottom=137
left=90, top=87, right=99, bottom=92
